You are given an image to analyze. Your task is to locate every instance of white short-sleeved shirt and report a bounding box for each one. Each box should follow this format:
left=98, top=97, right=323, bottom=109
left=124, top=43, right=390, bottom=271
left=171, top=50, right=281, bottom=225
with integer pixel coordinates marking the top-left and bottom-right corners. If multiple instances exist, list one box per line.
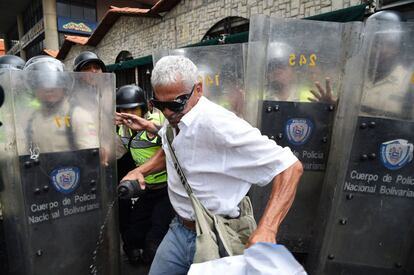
left=159, top=96, right=298, bottom=220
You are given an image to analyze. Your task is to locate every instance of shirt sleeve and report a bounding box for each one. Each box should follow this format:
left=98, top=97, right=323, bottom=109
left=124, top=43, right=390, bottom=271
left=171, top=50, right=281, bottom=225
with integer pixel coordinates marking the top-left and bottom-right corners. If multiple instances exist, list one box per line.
left=207, top=111, right=298, bottom=186
left=71, top=107, right=99, bottom=149
left=115, top=135, right=127, bottom=159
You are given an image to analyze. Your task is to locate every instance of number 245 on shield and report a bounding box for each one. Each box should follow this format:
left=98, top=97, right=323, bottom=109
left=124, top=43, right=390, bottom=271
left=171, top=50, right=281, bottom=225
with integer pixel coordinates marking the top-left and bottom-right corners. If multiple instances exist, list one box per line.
left=289, top=54, right=317, bottom=67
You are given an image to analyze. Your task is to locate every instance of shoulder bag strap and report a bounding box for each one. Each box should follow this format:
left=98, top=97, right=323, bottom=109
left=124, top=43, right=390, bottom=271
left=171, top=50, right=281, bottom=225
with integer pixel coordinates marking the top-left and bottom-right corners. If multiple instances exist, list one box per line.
left=165, top=125, right=194, bottom=196
left=127, top=130, right=139, bottom=152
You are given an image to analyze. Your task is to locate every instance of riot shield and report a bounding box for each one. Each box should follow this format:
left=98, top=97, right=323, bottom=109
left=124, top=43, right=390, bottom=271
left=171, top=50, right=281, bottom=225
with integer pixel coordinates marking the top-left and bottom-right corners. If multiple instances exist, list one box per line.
left=153, top=43, right=247, bottom=117
left=310, top=19, right=414, bottom=275
left=0, top=71, right=119, bottom=275
left=245, top=15, right=363, bottom=262
left=0, top=69, right=14, bottom=274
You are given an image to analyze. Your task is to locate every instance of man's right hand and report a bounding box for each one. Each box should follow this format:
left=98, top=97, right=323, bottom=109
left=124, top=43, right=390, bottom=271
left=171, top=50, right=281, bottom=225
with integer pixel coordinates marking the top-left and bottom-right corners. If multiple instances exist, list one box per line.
left=115, top=112, right=152, bottom=132
left=121, top=168, right=146, bottom=190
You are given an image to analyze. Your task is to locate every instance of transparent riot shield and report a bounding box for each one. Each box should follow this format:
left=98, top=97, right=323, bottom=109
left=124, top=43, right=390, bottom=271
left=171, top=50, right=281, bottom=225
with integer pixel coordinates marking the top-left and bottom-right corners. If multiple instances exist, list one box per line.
left=153, top=43, right=247, bottom=117
left=310, top=19, right=414, bottom=275
left=0, top=69, right=15, bottom=274
left=0, top=71, right=119, bottom=275
left=245, top=15, right=363, bottom=262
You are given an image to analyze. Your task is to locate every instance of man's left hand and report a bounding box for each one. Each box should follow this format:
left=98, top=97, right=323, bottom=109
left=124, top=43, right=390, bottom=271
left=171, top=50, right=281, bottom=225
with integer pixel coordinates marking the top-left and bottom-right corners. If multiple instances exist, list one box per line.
left=246, top=225, right=276, bottom=248
left=122, top=168, right=146, bottom=190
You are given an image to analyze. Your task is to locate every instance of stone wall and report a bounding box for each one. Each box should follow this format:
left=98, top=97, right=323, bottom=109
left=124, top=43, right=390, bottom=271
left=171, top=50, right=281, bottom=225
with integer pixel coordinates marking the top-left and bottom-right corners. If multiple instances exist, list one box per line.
left=63, top=0, right=363, bottom=68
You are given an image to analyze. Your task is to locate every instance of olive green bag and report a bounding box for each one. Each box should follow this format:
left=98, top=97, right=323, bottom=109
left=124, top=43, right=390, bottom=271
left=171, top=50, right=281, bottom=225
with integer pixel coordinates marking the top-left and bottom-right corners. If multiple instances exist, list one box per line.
left=166, top=126, right=257, bottom=263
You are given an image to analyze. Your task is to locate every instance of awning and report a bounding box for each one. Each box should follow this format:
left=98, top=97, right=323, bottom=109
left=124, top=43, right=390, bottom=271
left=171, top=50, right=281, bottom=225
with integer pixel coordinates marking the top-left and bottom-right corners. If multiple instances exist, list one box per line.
left=107, top=54, right=152, bottom=71
left=305, top=3, right=367, bottom=22
left=107, top=3, right=367, bottom=72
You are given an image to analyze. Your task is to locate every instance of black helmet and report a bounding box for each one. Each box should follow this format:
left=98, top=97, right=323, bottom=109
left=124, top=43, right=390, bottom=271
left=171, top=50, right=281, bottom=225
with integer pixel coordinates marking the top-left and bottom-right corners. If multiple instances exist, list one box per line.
left=0, top=55, right=25, bottom=70
left=116, top=85, right=147, bottom=112
left=73, top=51, right=106, bottom=72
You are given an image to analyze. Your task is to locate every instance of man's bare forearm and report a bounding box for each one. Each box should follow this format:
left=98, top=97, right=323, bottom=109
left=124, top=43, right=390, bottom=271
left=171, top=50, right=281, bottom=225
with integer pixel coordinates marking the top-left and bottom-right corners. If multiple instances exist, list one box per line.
left=136, top=148, right=166, bottom=177
left=257, top=160, right=303, bottom=235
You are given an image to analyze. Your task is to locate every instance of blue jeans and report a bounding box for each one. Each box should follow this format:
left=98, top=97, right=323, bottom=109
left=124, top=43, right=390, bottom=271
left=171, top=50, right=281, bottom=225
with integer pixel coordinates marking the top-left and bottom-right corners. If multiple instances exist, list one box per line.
left=149, top=217, right=196, bottom=275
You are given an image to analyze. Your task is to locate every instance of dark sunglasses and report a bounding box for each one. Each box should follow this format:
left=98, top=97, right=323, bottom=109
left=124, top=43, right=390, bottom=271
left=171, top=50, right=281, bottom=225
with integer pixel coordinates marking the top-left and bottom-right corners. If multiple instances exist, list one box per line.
left=150, top=84, right=195, bottom=113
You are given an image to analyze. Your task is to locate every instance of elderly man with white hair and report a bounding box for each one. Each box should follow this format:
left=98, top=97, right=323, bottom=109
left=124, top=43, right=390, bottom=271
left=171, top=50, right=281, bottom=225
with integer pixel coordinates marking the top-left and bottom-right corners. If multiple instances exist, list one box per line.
left=120, top=55, right=303, bottom=274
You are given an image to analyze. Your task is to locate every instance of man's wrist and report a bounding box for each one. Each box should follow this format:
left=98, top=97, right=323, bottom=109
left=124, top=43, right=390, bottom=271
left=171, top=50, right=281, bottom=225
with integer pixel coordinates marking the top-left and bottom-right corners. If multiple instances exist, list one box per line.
left=136, top=164, right=153, bottom=178
left=257, top=222, right=277, bottom=235
left=147, top=121, right=161, bottom=134
left=135, top=166, right=144, bottom=175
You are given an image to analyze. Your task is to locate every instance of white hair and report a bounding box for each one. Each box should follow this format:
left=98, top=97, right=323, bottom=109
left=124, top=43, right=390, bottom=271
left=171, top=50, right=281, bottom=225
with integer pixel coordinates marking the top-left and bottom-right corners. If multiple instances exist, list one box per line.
left=151, top=55, right=199, bottom=90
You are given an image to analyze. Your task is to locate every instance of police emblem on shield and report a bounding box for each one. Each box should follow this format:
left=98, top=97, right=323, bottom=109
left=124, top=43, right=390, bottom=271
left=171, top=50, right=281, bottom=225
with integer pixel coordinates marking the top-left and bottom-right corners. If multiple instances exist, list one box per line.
left=380, top=139, right=413, bottom=170
left=50, top=167, right=80, bottom=194
left=285, top=118, right=313, bottom=146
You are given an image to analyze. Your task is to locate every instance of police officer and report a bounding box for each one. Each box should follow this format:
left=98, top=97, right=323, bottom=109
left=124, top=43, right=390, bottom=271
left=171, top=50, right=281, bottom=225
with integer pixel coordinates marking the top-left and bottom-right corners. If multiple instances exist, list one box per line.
left=266, top=42, right=335, bottom=103
left=24, top=56, right=98, bottom=153
left=115, top=84, right=174, bottom=266
left=71, top=51, right=106, bottom=110
left=73, top=51, right=106, bottom=73
left=362, top=11, right=412, bottom=119
left=266, top=42, right=296, bottom=101
left=0, top=54, right=25, bottom=274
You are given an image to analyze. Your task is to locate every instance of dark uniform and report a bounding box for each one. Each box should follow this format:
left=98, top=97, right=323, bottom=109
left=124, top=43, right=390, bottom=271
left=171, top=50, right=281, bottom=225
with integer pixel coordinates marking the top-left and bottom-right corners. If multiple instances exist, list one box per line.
left=116, top=85, right=174, bottom=265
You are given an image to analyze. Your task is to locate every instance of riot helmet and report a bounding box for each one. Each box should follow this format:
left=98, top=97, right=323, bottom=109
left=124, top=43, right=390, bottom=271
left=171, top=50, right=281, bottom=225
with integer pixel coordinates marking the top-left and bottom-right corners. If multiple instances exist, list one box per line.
left=0, top=55, right=25, bottom=70
left=0, top=55, right=25, bottom=110
left=367, top=10, right=404, bottom=22
left=73, top=51, right=106, bottom=72
left=116, top=84, right=148, bottom=114
left=266, top=42, right=295, bottom=100
left=24, top=55, right=65, bottom=72
left=24, top=56, right=69, bottom=107
left=268, top=42, right=292, bottom=65
left=367, top=10, right=404, bottom=45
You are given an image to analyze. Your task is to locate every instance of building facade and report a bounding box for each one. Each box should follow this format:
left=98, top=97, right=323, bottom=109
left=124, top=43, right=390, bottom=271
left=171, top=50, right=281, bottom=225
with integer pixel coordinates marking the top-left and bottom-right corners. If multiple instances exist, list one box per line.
left=3, top=0, right=147, bottom=60
left=57, top=0, right=371, bottom=92
left=62, top=0, right=366, bottom=68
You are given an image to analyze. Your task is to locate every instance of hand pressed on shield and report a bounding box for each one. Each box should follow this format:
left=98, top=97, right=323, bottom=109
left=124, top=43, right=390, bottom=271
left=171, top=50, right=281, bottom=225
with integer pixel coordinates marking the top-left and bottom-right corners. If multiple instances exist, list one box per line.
left=308, top=77, right=337, bottom=105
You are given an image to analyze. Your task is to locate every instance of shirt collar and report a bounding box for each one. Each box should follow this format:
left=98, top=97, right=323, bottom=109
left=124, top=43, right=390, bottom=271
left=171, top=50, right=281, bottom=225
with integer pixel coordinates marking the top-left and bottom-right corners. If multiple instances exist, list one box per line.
left=178, top=96, right=207, bottom=128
